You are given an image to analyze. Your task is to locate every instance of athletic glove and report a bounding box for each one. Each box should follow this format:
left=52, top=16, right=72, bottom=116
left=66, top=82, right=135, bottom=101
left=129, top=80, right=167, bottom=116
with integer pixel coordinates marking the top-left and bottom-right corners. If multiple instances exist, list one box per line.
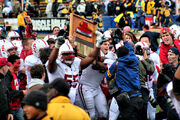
left=95, top=30, right=103, bottom=48
left=55, top=36, right=65, bottom=48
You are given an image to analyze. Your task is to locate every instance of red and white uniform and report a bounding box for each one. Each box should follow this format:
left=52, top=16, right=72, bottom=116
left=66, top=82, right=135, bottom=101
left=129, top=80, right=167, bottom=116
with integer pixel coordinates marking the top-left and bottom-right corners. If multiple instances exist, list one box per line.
left=46, top=57, right=81, bottom=104
left=77, top=51, right=115, bottom=120
left=25, top=39, right=48, bottom=88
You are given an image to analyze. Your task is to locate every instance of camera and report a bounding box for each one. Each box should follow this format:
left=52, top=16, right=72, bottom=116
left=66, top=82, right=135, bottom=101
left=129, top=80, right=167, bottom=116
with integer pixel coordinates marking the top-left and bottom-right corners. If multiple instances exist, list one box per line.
left=135, top=45, right=150, bottom=55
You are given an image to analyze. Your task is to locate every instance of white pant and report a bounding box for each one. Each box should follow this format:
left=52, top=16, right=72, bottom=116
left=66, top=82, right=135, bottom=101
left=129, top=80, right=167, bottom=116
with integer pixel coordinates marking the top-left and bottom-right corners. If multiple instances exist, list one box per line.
left=77, top=84, right=108, bottom=120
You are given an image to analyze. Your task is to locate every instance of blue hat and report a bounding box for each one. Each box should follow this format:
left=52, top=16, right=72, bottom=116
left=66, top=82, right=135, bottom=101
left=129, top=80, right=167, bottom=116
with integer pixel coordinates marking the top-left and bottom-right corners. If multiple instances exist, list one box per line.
left=168, top=48, right=179, bottom=55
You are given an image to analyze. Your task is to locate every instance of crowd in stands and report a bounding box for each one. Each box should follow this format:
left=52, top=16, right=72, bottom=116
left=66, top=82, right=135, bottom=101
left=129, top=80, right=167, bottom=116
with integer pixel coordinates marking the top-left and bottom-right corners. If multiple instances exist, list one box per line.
left=0, top=0, right=178, bottom=28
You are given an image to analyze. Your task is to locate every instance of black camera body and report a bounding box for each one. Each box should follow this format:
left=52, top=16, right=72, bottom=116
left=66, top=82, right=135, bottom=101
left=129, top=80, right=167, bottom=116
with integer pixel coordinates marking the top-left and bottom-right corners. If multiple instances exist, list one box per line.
left=135, top=45, right=150, bottom=55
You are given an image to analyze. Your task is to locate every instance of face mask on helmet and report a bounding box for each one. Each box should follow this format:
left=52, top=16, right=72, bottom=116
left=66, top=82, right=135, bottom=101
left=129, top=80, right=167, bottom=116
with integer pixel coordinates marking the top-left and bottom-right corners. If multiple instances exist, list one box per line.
left=1, top=41, right=18, bottom=58
left=58, top=42, right=75, bottom=65
left=8, top=31, right=20, bottom=41
left=32, top=39, right=49, bottom=58
left=61, top=52, right=75, bottom=65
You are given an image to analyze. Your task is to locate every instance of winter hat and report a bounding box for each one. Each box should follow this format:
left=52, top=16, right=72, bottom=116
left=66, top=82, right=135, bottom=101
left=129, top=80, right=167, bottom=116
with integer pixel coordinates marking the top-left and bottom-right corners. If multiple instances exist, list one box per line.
left=22, top=91, right=48, bottom=111
left=49, top=78, right=70, bottom=97
left=116, top=46, right=129, bottom=58
left=0, top=58, right=11, bottom=67
left=168, top=48, right=180, bottom=55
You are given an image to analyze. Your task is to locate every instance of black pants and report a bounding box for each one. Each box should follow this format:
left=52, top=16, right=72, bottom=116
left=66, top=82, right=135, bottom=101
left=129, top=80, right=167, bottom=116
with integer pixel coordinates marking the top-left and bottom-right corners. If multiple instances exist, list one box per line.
left=18, top=26, right=25, bottom=40
left=118, top=96, right=146, bottom=120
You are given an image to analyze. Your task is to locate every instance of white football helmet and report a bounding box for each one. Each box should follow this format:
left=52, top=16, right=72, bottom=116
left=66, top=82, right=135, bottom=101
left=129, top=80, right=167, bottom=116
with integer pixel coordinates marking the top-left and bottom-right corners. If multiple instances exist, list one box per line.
left=44, top=35, right=57, bottom=42
left=12, top=40, right=23, bottom=57
left=1, top=41, right=17, bottom=58
left=169, top=24, right=180, bottom=39
left=7, top=31, right=20, bottom=41
left=58, top=41, right=75, bottom=65
left=32, top=39, right=49, bottom=58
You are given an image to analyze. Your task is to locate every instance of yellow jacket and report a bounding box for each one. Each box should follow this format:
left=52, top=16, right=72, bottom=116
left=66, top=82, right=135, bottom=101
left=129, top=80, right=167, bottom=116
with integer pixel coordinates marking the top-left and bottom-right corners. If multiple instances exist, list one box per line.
left=135, top=0, right=145, bottom=12
left=17, top=14, right=25, bottom=27
left=47, top=96, right=90, bottom=120
left=147, top=1, right=155, bottom=14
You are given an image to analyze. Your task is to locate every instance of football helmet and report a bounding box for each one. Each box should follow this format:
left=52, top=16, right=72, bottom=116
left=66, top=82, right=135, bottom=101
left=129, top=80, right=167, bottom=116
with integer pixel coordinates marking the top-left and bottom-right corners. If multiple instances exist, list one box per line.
left=169, top=24, right=180, bottom=39
left=1, top=41, right=17, bottom=58
left=58, top=41, right=75, bottom=65
left=7, top=31, right=20, bottom=41
left=32, top=39, right=49, bottom=58
left=44, top=35, right=57, bottom=42
left=12, top=40, right=23, bottom=57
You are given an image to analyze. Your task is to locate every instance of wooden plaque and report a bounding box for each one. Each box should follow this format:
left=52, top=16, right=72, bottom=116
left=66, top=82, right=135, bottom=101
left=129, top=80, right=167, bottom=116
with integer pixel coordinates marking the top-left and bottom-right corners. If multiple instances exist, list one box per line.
left=69, top=13, right=97, bottom=57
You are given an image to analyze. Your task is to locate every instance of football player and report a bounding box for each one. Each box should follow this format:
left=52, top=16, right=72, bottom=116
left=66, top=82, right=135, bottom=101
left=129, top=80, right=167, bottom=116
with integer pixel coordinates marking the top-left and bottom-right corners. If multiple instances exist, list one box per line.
left=25, top=39, right=49, bottom=87
left=47, top=31, right=104, bottom=104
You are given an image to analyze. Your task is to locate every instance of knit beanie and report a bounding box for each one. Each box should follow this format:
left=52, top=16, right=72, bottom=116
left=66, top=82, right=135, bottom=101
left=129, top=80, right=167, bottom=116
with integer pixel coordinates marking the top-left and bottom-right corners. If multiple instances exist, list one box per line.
left=22, top=91, right=48, bottom=111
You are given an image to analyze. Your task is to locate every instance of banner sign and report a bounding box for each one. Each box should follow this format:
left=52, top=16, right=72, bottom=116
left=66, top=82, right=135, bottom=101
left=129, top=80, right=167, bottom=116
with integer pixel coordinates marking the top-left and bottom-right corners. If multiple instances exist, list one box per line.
left=1, top=18, right=67, bottom=31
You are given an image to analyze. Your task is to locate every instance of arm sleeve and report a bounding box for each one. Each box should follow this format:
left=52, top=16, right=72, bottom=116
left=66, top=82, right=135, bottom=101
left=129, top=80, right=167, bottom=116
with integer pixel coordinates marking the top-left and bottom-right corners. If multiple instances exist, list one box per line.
left=5, top=72, right=24, bottom=99
left=142, top=58, right=155, bottom=75
left=159, top=46, right=169, bottom=63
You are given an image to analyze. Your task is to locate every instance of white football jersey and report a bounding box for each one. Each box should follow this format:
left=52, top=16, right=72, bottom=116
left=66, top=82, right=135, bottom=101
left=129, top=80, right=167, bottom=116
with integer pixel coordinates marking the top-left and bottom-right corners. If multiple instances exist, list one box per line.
left=146, top=52, right=160, bottom=88
left=79, top=51, right=116, bottom=88
left=25, top=54, right=42, bottom=87
left=46, top=57, right=81, bottom=85
left=46, top=57, right=81, bottom=104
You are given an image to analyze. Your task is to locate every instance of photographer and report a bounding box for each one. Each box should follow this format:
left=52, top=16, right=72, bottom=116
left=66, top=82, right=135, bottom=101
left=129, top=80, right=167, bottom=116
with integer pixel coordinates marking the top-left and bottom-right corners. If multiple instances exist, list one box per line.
left=135, top=41, right=157, bottom=120
left=106, top=37, right=144, bottom=120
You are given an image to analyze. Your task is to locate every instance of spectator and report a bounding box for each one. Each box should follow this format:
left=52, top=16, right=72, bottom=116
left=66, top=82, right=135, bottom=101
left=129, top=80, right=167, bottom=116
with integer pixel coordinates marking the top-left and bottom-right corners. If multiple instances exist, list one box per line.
left=142, top=24, right=160, bottom=52
left=167, top=48, right=179, bottom=69
left=136, top=9, right=145, bottom=31
left=163, top=2, right=172, bottom=27
left=57, top=2, right=66, bottom=17
left=52, top=0, right=59, bottom=17
left=45, top=0, right=53, bottom=18
left=107, top=0, right=115, bottom=16
left=17, top=10, right=26, bottom=40
left=159, top=3, right=166, bottom=27
left=5, top=55, right=26, bottom=120
left=146, top=0, right=156, bottom=15
left=118, top=11, right=132, bottom=29
left=22, top=91, right=51, bottom=120
left=159, top=28, right=180, bottom=63
left=24, top=16, right=37, bottom=40
left=28, top=64, right=45, bottom=93
left=20, top=38, right=34, bottom=61
left=13, top=1, right=21, bottom=17
left=52, top=26, right=60, bottom=37
left=0, top=58, right=13, bottom=120
left=115, top=1, right=122, bottom=16
left=135, top=0, right=145, bottom=12
left=85, top=0, right=95, bottom=16
left=2, top=1, right=13, bottom=18
left=46, top=78, right=90, bottom=120
left=98, top=1, right=105, bottom=16
left=123, top=0, right=133, bottom=12
left=76, top=0, right=86, bottom=16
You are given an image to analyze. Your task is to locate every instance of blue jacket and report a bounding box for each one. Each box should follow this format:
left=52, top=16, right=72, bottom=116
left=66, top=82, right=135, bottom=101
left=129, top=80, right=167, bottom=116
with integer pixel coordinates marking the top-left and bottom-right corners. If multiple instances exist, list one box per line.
left=106, top=41, right=141, bottom=97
